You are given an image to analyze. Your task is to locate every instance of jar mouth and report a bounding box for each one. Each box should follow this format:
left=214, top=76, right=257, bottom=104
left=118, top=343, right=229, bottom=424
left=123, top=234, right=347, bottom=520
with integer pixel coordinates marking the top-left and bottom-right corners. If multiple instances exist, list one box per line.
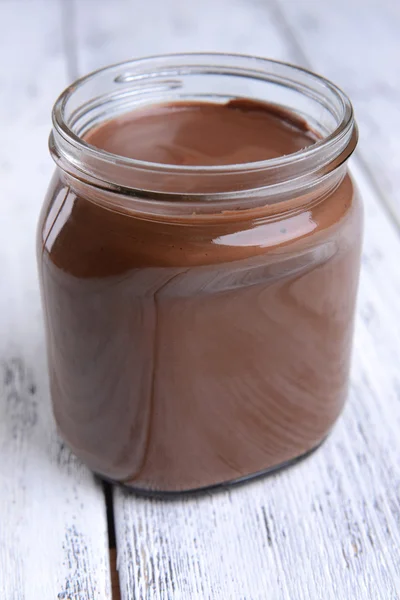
left=51, top=53, right=357, bottom=198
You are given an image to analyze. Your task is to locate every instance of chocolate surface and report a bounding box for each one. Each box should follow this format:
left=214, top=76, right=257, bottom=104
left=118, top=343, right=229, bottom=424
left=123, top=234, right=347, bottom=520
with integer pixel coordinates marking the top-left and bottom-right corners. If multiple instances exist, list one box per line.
left=85, top=99, right=317, bottom=166
left=38, top=100, right=362, bottom=492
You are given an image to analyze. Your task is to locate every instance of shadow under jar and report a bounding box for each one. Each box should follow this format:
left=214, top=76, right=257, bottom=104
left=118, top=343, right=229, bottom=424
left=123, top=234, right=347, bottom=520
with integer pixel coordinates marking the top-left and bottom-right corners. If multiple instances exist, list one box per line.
left=37, top=54, right=362, bottom=494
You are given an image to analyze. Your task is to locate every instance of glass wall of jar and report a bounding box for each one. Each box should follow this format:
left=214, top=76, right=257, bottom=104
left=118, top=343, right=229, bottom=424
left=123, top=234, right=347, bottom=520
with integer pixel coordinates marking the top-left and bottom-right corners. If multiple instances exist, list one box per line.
left=37, top=55, right=362, bottom=494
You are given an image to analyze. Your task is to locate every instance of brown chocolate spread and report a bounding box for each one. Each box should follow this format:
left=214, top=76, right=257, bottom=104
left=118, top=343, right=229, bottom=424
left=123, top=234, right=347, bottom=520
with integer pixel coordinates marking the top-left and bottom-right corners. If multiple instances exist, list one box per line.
left=85, top=99, right=317, bottom=166
left=38, top=100, right=362, bottom=492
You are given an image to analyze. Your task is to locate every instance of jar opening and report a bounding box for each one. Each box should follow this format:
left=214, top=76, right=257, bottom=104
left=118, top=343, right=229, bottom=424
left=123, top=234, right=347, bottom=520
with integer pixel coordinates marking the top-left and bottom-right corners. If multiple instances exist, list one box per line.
left=51, top=53, right=357, bottom=203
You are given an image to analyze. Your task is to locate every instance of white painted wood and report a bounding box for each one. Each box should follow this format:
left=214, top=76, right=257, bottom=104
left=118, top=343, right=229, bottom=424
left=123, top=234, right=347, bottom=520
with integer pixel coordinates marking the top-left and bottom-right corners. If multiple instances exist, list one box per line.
left=0, top=2, right=111, bottom=597
left=72, top=0, right=294, bottom=73
left=71, top=1, right=400, bottom=598
left=269, top=0, right=400, bottom=226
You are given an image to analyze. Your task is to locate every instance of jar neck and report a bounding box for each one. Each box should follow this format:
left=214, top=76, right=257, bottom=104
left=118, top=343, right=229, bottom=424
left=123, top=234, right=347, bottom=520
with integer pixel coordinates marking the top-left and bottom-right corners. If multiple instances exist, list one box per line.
left=50, top=54, right=357, bottom=220
left=55, top=162, right=349, bottom=225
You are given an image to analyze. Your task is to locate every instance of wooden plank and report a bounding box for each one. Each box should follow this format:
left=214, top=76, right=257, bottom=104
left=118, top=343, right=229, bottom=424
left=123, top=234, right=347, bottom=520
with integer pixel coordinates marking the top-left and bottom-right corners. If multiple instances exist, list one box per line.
left=0, top=1, right=111, bottom=597
left=269, top=0, right=400, bottom=226
left=72, top=0, right=294, bottom=73
left=72, top=1, right=400, bottom=598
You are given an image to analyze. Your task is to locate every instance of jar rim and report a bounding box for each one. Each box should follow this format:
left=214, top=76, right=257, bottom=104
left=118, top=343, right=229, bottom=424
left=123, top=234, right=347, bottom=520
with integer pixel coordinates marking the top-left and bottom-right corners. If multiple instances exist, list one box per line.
left=51, top=53, right=357, bottom=200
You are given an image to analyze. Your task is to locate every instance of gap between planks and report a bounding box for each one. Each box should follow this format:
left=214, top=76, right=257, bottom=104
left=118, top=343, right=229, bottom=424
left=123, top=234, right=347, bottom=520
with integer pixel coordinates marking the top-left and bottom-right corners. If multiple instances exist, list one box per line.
left=103, top=482, right=122, bottom=600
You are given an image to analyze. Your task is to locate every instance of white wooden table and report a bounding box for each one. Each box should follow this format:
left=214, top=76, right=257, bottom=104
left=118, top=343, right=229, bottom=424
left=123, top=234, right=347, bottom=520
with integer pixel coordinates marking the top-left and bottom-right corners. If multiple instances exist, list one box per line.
left=1, top=0, right=400, bottom=598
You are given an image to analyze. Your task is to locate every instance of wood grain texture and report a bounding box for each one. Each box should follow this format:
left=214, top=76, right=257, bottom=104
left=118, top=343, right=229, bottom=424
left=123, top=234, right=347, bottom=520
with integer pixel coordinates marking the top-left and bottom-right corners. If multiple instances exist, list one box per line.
left=71, top=1, right=400, bottom=598
left=0, top=1, right=111, bottom=597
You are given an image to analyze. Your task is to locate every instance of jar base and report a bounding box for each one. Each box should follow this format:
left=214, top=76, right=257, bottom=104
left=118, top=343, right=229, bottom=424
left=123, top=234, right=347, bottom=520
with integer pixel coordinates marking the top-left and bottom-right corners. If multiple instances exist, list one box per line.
left=96, top=436, right=327, bottom=498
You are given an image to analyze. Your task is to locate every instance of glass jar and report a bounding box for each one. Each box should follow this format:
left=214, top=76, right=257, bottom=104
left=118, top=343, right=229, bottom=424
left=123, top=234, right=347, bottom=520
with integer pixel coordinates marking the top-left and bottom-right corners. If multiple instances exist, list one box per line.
left=37, top=54, right=362, bottom=494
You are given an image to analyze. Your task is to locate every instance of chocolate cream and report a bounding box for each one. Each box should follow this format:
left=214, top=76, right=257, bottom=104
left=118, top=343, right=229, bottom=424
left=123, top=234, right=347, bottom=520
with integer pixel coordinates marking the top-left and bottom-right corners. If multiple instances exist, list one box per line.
left=38, top=100, right=362, bottom=492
